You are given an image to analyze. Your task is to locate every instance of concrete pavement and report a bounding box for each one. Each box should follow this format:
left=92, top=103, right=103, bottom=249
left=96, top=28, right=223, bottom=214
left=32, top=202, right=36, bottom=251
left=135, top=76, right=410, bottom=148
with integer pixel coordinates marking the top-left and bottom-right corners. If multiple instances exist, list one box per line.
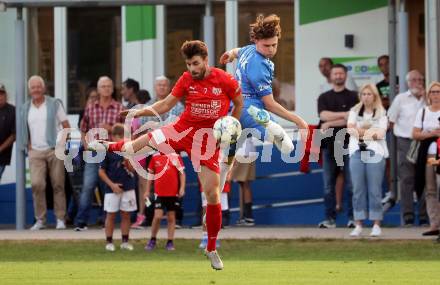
left=0, top=226, right=435, bottom=241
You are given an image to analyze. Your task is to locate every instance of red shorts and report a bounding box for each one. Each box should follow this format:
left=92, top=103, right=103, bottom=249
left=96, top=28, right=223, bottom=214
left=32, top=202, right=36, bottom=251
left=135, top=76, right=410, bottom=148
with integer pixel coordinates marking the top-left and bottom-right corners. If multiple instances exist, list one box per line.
left=146, top=123, right=220, bottom=173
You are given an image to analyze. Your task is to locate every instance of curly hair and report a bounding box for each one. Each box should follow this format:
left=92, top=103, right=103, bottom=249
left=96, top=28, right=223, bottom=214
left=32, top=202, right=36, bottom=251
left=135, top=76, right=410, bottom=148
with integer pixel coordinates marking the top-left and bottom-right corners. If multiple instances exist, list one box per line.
left=180, top=40, right=208, bottom=59
left=249, top=14, right=281, bottom=42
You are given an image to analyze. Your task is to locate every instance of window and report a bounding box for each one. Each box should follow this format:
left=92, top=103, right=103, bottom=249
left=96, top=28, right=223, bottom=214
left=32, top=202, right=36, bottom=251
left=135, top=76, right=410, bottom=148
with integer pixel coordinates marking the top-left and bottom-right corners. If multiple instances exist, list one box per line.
left=67, top=7, right=121, bottom=114
left=27, top=8, right=55, bottom=97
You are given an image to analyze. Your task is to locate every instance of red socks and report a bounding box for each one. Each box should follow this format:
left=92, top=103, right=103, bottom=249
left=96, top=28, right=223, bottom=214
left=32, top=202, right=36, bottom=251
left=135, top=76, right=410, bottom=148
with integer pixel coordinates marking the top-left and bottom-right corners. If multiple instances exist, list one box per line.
left=108, top=140, right=125, bottom=152
left=206, top=203, right=222, bottom=252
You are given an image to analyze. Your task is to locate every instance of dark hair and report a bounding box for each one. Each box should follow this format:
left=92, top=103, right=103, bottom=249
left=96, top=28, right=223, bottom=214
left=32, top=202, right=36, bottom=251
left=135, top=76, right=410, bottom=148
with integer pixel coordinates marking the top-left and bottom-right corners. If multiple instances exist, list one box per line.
left=249, top=14, right=281, bottom=42
left=111, top=123, right=125, bottom=138
left=320, top=57, right=334, bottom=65
left=331, top=63, right=348, bottom=73
left=180, top=40, right=208, bottom=59
left=377, top=55, right=389, bottom=66
left=136, top=89, right=151, bottom=104
left=123, top=78, right=140, bottom=93
left=85, top=87, right=97, bottom=99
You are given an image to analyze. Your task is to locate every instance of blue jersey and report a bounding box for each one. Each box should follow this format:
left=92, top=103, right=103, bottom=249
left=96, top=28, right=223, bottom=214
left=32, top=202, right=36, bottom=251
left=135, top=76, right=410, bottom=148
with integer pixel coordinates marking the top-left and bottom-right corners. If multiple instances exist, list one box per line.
left=235, top=44, right=274, bottom=109
left=100, top=152, right=136, bottom=194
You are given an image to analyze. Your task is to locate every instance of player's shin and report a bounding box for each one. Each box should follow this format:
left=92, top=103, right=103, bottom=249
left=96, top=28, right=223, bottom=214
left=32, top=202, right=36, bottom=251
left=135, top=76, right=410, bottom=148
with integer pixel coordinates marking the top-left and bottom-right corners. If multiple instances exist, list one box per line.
left=219, top=143, right=236, bottom=192
left=206, top=203, right=222, bottom=252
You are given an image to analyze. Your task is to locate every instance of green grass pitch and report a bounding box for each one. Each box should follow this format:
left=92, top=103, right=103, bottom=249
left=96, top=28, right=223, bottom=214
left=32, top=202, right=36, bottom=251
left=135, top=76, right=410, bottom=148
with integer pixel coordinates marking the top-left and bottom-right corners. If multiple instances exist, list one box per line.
left=1, top=239, right=440, bottom=285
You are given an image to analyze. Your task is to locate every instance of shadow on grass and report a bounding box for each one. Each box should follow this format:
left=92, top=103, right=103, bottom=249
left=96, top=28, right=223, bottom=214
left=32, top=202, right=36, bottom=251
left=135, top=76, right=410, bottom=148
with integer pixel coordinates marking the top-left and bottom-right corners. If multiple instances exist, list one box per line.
left=0, top=239, right=439, bottom=262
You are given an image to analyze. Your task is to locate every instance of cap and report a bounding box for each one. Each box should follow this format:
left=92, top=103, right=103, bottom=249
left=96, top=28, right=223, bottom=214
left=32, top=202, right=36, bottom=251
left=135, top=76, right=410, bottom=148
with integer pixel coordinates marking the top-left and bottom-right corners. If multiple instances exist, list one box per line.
left=0, top=84, right=6, bottom=93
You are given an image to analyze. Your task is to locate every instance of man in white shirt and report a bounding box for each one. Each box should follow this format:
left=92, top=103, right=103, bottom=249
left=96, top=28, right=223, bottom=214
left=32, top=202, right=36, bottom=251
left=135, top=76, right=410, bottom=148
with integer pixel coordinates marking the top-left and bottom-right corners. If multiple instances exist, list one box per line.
left=388, top=70, right=427, bottom=226
left=23, top=75, right=71, bottom=230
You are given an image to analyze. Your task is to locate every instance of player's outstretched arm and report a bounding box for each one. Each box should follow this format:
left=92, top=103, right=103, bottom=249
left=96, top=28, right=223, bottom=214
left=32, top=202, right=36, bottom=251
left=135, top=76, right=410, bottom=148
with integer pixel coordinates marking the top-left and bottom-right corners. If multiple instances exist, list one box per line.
left=262, top=94, right=309, bottom=142
left=121, top=94, right=179, bottom=118
left=219, top=48, right=241, bottom=64
left=262, top=94, right=308, bottom=130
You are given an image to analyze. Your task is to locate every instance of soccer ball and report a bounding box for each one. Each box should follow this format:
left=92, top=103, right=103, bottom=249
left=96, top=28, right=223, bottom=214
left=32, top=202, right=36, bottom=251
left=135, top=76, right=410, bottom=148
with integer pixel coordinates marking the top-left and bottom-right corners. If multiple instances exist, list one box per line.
left=213, top=116, right=242, bottom=144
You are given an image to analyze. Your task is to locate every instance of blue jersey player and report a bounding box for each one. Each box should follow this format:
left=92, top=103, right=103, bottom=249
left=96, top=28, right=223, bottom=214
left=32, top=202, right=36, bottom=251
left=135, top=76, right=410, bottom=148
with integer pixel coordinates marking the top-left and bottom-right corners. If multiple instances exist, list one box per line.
left=218, top=14, right=309, bottom=190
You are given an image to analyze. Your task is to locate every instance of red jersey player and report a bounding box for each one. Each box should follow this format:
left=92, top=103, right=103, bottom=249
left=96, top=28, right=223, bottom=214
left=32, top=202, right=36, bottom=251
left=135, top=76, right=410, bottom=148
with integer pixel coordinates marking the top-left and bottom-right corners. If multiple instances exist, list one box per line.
left=94, top=40, right=243, bottom=270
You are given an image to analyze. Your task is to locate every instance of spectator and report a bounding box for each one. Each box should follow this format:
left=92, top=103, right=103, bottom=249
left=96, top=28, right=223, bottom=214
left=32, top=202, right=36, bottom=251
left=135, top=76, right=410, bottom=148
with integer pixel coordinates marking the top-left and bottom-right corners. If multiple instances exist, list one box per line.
left=21, top=75, right=70, bottom=230
left=376, top=55, right=397, bottom=212
left=347, top=84, right=388, bottom=237
left=318, top=58, right=345, bottom=213
left=74, top=76, right=124, bottom=231
left=136, top=89, right=151, bottom=105
left=0, top=84, right=16, bottom=182
left=317, top=64, right=358, bottom=228
left=99, top=123, right=137, bottom=251
left=425, top=142, right=440, bottom=236
left=412, top=81, right=440, bottom=234
left=232, top=137, right=257, bottom=226
left=78, top=87, right=99, bottom=128
left=140, top=76, right=184, bottom=126
left=376, top=55, right=399, bottom=110
left=388, top=70, right=427, bottom=226
left=121, top=78, right=140, bottom=109
left=144, top=152, right=185, bottom=251
left=132, top=77, right=184, bottom=229
left=318, top=57, right=358, bottom=93
left=67, top=87, right=99, bottom=224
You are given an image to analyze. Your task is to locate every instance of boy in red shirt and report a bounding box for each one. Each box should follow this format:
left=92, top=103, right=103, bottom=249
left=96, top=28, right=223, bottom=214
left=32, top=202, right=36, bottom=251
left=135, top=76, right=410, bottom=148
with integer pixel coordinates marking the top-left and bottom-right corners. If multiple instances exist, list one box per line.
left=144, top=152, right=185, bottom=251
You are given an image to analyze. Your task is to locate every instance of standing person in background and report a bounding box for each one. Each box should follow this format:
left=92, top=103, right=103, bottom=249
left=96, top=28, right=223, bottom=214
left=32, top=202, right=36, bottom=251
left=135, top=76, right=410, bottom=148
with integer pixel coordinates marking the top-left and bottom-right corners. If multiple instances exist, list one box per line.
left=411, top=81, right=440, bottom=233
left=388, top=70, right=427, bottom=226
left=144, top=152, right=185, bottom=251
left=318, top=57, right=358, bottom=93
left=74, top=76, right=124, bottom=231
left=121, top=78, right=140, bottom=109
left=232, top=137, right=257, bottom=226
left=413, top=81, right=440, bottom=236
left=318, top=58, right=354, bottom=212
left=131, top=89, right=154, bottom=230
left=78, top=87, right=99, bottom=128
left=22, top=75, right=70, bottom=230
left=376, top=55, right=399, bottom=110
left=317, top=64, right=358, bottom=229
left=0, top=83, right=16, bottom=183
left=347, top=84, right=388, bottom=237
left=99, top=124, right=137, bottom=251
left=375, top=55, right=398, bottom=212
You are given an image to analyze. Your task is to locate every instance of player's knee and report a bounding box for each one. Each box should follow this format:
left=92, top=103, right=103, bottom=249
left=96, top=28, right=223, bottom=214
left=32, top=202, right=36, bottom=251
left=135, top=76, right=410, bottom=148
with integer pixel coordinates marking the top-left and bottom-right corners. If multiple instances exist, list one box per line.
left=204, top=189, right=220, bottom=204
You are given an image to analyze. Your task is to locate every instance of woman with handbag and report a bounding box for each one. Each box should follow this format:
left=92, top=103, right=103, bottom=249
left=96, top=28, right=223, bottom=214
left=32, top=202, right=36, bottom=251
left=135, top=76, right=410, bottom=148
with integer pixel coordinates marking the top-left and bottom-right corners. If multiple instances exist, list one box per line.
left=347, top=84, right=388, bottom=237
left=412, top=81, right=440, bottom=235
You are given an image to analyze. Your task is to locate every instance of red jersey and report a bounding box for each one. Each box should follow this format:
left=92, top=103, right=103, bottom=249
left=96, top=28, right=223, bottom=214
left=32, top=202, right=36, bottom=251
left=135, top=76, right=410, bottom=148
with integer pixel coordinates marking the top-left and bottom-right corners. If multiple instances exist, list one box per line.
left=171, top=67, right=241, bottom=129
left=148, top=153, right=185, bottom=197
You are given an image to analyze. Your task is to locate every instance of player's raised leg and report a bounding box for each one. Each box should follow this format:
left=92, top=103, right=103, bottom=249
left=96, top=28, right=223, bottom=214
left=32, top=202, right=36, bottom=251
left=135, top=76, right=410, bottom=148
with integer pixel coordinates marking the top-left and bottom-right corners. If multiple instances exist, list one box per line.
left=198, top=165, right=224, bottom=270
